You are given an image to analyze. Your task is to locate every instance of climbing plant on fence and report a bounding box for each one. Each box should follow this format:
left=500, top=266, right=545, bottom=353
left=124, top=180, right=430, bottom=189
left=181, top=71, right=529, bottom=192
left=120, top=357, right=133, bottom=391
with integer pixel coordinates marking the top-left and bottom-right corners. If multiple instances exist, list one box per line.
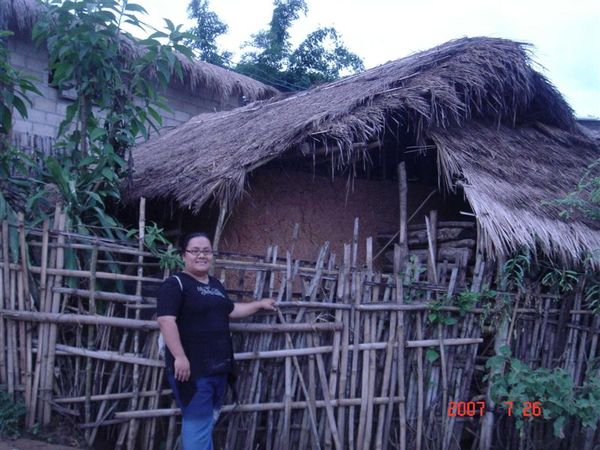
left=486, top=347, right=600, bottom=438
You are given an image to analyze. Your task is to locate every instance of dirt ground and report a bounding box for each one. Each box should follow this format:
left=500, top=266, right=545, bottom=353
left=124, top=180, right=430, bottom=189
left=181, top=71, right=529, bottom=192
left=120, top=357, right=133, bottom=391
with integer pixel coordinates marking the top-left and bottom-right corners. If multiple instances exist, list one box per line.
left=0, top=439, right=81, bottom=450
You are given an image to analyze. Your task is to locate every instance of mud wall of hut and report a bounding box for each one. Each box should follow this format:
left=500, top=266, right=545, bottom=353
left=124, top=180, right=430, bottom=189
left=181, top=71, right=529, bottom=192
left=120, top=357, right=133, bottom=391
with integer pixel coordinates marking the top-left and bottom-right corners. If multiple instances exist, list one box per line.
left=219, top=167, right=465, bottom=263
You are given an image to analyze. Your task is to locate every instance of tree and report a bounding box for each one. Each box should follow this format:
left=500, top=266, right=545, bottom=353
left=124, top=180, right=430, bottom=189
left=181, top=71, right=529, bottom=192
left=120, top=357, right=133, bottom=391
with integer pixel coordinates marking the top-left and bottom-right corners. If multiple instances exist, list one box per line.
left=0, top=31, right=40, bottom=139
left=185, top=0, right=231, bottom=66
left=236, top=0, right=364, bottom=91
left=25, top=0, right=192, bottom=238
left=289, top=27, right=364, bottom=87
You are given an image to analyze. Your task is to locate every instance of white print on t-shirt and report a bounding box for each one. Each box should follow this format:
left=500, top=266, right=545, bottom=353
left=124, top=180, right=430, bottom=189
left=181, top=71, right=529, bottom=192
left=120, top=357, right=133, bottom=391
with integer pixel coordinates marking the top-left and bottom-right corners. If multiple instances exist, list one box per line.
left=197, top=285, right=226, bottom=298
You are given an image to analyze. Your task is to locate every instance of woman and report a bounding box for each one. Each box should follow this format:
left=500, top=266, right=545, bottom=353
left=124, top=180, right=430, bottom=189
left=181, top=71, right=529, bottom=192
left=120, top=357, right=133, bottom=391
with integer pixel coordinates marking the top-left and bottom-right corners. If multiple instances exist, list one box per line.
left=157, top=232, right=277, bottom=450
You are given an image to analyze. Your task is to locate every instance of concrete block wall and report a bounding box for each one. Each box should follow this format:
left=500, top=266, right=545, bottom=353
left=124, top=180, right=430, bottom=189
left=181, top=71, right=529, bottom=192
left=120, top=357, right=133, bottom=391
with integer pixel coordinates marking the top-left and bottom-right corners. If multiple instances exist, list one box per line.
left=7, top=36, right=244, bottom=151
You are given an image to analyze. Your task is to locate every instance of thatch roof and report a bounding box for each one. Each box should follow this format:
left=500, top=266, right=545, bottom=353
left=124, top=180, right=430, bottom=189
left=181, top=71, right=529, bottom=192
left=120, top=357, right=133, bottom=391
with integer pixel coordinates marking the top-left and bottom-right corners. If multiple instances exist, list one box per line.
left=128, top=36, right=599, bottom=264
left=0, top=0, right=278, bottom=102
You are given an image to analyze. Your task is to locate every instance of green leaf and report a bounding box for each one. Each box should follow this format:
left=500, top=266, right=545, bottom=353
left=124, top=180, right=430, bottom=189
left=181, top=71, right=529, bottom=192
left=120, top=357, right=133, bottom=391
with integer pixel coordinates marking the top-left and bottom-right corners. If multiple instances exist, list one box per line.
left=89, top=127, right=107, bottom=141
left=12, top=96, right=29, bottom=119
left=84, top=190, right=104, bottom=207
left=426, top=349, right=439, bottom=363
left=444, top=317, right=458, bottom=326
left=163, top=18, right=175, bottom=32
left=553, top=416, right=566, bottom=438
left=124, top=3, right=147, bottom=13
left=486, top=355, right=505, bottom=371
left=100, top=167, right=115, bottom=180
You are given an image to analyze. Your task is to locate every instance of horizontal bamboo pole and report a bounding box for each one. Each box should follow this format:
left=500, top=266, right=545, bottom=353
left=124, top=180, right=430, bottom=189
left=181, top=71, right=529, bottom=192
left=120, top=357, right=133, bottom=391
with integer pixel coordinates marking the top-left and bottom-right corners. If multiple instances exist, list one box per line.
left=28, top=266, right=161, bottom=283
left=1, top=310, right=343, bottom=333
left=27, top=240, right=157, bottom=258
left=54, top=390, right=173, bottom=404
left=50, top=344, right=163, bottom=367
left=39, top=336, right=482, bottom=366
left=0, top=262, right=161, bottom=283
left=115, top=395, right=407, bottom=419
left=234, top=338, right=483, bottom=361
left=214, top=259, right=338, bottom=276
left=4, top=310, right=158, bottom=330
left=52, top=288, right=148, bottom=303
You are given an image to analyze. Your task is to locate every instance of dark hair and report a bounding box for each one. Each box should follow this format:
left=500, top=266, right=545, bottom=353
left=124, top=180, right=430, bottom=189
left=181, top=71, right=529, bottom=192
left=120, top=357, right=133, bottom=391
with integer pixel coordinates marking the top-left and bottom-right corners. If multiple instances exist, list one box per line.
left=180, top=232, right=212, bottom=253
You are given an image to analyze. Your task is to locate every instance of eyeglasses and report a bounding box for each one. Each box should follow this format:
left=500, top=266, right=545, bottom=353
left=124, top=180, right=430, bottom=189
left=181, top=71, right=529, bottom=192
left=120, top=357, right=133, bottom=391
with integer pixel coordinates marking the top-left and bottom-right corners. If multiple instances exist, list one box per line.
left=186, top=248, right=214, bottom=256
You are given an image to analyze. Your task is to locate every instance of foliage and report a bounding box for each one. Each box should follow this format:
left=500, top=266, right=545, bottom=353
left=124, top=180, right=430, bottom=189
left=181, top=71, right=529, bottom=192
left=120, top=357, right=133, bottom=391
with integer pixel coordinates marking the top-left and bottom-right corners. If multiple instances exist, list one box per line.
left=0, top=31, right=41, bottom=136
left=486, top=349, right=600, bottom=438
left=127, top=222, right=184, bottom=271
left=427, top=289, right=496, bottom=326
left=581, top=268, right=600, bottom=314
left=33, top=0, right=192, bottom=153
left=1, top=0, right=184, bottom=282
left=236, top=0, right=364, bottom=91
left=427, top=299, right=457, bottom=326
left=185, top=0, right=231, bottom=66
left=501, top=251, right=531, bottom=291
left=22, top=0, right=192, bottom=242
left=554, top=159, right=600, bottom=221
left=540, top=266, right=579, bottom=294
left=0, top=391, right=26, bottom=438
left=0, top=33, right=48, bottom=261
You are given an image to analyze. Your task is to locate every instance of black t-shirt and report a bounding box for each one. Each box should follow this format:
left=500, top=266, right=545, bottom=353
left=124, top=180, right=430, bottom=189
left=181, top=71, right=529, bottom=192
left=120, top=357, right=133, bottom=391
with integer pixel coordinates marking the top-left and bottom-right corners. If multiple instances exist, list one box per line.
left=156, top=272, right=235, bottom=380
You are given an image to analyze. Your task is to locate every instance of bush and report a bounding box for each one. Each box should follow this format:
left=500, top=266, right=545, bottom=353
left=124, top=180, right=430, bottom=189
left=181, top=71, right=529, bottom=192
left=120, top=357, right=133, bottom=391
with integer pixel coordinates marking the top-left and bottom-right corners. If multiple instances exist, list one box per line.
left=0, top=391, right=26, bottom=438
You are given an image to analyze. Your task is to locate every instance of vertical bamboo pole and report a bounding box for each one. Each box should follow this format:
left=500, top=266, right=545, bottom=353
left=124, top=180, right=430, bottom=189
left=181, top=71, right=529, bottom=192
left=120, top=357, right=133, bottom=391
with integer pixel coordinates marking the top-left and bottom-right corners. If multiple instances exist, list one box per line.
left=8, top=268, right=18, bottom=397
left=2, top=221, right=15, bottom=396
left=35, top=210, right=60, bottom=424
left=398, top=163, right=408, bottom=260
left=479, top=261, right=509, bottom=450
left=347, top=271, right=360, bottom=450
left=394, top=245, right=408, bottom=450
left=42, top=211, right=66, bottom=424
left=396, top=162, right=409, bottom=450
left=336, top=244, right=351, bottom=449
left=126, top=197, right=146, bottom=450
left=315, top=352, right=342, bottom=449
left=212, top=201, right=228, bottom=257
left=426, top=212, right=449, bottom=449
left=165, top=399, right=178, bottom=450
left=0, top=220, right=8, bottom=388
left=375, top=279, right=398, bottom=449
left=17, top=213, right=33, bottom=415
left=28, top=219, right=50, bottom=427
left=84, top=244, right=98, bottom=445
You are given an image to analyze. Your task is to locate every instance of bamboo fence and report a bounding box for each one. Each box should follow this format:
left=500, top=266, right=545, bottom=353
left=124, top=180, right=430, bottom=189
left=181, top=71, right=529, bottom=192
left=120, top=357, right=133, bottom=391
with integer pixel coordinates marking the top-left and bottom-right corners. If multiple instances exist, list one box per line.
left=0, top=203, right=598, bottom=449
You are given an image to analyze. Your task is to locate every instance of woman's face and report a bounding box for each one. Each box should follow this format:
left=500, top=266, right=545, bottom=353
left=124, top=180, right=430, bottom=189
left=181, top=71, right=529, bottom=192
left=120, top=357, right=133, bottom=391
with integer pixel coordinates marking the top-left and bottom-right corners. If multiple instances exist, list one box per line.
left=183, top=236, right=213, bottom=276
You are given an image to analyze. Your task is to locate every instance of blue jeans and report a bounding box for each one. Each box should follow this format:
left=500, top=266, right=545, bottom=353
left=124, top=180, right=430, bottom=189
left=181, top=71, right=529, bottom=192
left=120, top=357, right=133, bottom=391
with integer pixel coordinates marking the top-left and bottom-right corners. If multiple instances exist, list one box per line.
left=168, top=374, right=228, bottom=450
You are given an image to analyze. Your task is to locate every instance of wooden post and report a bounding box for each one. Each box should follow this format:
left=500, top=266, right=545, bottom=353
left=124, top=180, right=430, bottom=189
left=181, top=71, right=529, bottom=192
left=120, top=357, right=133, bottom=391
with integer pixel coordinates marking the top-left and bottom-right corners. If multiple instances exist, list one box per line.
left=213, top=200, right=228, bottom=256
left=126, top=197, right=146, bottom=450
left=42, top=211, right=66, bottom=424
left=398, top=163, right=408, bottom=260
left=84, top=244, right=99, bottom=445
left=17, top=213, right=33, bottom=416
left=479, top=261, right=508, bottom=450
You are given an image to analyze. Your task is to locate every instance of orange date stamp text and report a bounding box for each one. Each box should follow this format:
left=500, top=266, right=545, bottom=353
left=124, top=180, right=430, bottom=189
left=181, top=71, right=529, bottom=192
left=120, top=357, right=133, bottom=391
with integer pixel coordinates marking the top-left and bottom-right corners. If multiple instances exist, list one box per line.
left=447, top=401, right=543, bottom=417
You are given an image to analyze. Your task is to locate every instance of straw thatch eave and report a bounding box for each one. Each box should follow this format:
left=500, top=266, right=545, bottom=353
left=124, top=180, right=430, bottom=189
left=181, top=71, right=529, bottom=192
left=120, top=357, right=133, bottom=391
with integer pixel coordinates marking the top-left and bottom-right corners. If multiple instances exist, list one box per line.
left=127, top=36, right=599, bottom=265
left=431, top=122, right=599, bottom=263
left=0, top=0, right=278, bottom=102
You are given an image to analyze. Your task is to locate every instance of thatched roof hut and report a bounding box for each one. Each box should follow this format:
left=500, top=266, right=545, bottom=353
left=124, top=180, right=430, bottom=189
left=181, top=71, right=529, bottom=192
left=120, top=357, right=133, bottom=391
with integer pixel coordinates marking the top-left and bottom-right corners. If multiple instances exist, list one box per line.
left=0, top=0, right=278, bottom=102
left=128, top=37, right=599, bottom=265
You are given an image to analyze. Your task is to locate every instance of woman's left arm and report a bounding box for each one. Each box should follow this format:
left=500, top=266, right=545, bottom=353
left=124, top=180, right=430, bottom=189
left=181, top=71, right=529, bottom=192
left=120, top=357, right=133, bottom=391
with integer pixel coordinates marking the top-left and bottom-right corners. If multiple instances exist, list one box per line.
left=229, top=298, right=277, bottom=319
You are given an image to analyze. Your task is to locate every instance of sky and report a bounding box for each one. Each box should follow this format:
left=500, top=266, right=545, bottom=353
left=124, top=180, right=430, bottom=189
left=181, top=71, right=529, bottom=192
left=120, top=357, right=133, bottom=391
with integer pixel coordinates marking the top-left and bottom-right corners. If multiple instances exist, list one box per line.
left=137, top=0, right=600, bottom=118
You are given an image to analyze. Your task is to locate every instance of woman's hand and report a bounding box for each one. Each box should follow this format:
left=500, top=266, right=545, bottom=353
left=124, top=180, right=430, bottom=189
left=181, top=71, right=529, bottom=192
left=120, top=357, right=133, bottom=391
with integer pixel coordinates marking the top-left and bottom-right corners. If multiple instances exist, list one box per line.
left=174, top=355, right=191, bottom=382
left=260, top=298, right=278, bottom=311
